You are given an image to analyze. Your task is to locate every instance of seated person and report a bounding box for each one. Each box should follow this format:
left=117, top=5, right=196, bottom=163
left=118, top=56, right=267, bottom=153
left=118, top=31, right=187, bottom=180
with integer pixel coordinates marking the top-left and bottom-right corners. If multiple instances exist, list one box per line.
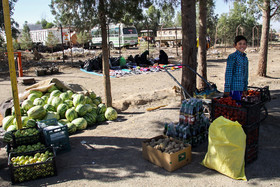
left=140, top=50, right=150, bottom=65
left=159, top=50, right=168, bottom=64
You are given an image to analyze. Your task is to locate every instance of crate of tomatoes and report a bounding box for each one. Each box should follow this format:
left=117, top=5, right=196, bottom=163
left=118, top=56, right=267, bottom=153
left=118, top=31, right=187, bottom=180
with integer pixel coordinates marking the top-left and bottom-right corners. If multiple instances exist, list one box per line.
left=211, top=97, right=261, bottom=126
left=242, top=86, right=271, bottom=104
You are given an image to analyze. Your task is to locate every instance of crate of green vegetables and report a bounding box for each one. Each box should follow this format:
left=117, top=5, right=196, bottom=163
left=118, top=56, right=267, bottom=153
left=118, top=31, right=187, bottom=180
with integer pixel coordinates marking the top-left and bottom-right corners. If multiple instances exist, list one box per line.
left=10, top=127, right=42, bottom=147
left=8, top=147, right=57, bottom=184
left=6, top=141, right=47, bottom=155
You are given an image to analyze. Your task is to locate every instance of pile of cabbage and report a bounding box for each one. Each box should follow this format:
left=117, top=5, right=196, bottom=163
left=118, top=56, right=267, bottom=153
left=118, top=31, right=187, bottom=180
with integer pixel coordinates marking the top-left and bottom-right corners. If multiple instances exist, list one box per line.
left=2, top=85, right=118, bottom=135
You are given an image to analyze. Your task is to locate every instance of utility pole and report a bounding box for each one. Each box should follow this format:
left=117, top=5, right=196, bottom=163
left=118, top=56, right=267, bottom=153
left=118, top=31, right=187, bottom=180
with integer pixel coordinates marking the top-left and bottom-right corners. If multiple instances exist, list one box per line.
left=60, top=24, right=65, bottom=63
left=175, top=26, right=178, bottom=56
left=119, top=24, right=121, bottom=56
left=68, top=26, right=73, bottom=67
left=147, top=21, right=150, bottom=52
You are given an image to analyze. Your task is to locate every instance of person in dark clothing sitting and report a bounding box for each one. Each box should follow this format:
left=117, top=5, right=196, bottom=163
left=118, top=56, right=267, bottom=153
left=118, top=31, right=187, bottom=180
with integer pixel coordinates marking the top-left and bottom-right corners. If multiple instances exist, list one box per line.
left=134, top=54, right=140, bottom=66
left=159, top=50, right=168, bottom=64
left=140, top=50, right=150, bottom=66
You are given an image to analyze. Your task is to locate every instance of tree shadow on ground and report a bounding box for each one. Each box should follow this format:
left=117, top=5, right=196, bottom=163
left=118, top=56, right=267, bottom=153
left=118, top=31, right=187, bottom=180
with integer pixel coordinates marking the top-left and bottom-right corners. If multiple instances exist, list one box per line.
left=0, top=90, right=279, bottom=185
left=11, top=135, right=213, bottom=186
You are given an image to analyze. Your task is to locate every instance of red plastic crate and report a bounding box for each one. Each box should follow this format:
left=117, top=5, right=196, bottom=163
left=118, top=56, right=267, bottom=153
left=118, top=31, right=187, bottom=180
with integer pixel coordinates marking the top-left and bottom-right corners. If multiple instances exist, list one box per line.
left=211, top=98, right=261, bottom=126
left=248, top=86, right=271, bottom=103
left=242, top=123, right=259, bottom=165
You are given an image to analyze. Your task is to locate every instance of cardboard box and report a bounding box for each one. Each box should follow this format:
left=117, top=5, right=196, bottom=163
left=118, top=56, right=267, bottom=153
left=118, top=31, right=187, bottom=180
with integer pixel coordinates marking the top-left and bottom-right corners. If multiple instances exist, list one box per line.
left=142, top=135, right=192, bottom=172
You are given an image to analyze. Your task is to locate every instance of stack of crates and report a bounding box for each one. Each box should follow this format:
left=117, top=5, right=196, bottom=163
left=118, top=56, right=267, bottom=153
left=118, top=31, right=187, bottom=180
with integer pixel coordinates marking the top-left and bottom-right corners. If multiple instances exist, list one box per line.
left=211, top=97, right=262, bottom=164
left=6, top=127, right=57, bottom=184
left=37, top=118, right=71, bottom=154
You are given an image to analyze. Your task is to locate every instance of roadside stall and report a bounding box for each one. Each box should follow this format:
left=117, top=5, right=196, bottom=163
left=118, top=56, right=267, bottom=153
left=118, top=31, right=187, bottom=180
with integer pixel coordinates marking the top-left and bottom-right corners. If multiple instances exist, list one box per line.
left=1, top=78, right=119, bottom=184
left=141, top=64, right=271, bottom=180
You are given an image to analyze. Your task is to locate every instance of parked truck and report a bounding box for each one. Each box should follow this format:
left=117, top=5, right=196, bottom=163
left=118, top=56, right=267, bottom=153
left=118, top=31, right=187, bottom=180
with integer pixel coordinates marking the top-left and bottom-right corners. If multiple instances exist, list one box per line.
left=155, top=27, right=182, bottom=48
left=30, top=27, right=77, bottom=47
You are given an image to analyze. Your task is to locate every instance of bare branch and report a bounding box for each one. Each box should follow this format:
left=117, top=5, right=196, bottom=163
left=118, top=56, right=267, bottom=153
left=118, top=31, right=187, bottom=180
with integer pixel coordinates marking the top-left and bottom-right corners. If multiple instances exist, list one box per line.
left=270, top=6, right=280, bottom=18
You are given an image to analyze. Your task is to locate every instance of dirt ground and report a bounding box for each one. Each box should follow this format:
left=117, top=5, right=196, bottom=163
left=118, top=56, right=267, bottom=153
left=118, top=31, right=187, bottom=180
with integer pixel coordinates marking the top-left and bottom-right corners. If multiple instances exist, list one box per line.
left=0, top=46, right=280, bottom=186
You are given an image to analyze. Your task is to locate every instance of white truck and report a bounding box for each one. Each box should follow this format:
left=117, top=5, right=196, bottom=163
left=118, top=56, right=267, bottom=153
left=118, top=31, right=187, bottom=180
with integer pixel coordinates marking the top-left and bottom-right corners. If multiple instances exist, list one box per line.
left=155, top=27, right=182, bottom=47
left=29, top=27, right=72, bottom=46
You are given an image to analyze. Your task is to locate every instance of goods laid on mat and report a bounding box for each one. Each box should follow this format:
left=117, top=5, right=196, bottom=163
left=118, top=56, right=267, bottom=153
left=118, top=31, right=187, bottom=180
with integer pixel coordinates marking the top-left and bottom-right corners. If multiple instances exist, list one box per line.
left=164, top=98, right=210, bottom=147
left=142, top=135, right=191, bottom=172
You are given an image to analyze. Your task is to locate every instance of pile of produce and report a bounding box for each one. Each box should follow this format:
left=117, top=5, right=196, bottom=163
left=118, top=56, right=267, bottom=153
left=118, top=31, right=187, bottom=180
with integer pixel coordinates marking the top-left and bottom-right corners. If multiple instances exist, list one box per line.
left=9, top=150, right=56, bottom=183
left=2, top=85, right=118, bottom=135
left=10, top=150, right=54, bottom=166
left=3, top=127, right=41, bottom=145
left=212, top=97, right=247, bottom=124
left=9, top=142, right=46, bottom=153
left=1, top=83, right=120, bottom=184
left=242, top=90, right=261, bottom=103
left=145, top=137, right=187, bottom=154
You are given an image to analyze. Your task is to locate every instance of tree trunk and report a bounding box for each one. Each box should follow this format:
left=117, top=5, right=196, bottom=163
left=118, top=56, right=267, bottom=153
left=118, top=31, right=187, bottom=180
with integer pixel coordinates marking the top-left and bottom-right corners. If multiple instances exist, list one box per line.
left=197, top=0, right=207, bottom=89
left=99, top=0, right=112, bottom=107
left=181, top=0, right=197, bottom=100
left=257, top=0, right=270, bottom=77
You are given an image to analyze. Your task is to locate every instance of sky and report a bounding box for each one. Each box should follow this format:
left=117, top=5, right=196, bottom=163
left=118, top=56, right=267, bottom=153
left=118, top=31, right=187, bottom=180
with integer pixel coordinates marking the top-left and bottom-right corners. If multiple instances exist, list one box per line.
left=12, top=0, right=280, bottom=32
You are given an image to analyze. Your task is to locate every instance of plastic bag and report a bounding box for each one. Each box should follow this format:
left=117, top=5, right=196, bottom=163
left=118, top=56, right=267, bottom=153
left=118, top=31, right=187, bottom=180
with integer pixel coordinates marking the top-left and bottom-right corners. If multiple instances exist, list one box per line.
left=201, top=116, right=247, bottom=181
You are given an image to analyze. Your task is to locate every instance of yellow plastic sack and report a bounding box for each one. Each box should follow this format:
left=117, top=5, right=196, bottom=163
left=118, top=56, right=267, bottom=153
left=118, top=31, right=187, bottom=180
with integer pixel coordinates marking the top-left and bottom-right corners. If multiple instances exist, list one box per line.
left=201, top=116, right=247, bottom=181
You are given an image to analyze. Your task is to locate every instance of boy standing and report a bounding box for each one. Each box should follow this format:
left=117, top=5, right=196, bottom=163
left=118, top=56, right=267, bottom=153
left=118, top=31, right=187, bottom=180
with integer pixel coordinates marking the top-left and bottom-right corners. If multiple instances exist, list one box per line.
left=224, top=35, right=248, bottom=100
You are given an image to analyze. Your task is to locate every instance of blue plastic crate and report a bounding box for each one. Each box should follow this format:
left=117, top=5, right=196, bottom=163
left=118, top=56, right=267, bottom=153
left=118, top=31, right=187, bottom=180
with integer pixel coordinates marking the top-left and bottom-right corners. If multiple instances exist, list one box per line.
left=38, top=118, right=71, bottom=154
left=37, top=118, right=63, bottom=129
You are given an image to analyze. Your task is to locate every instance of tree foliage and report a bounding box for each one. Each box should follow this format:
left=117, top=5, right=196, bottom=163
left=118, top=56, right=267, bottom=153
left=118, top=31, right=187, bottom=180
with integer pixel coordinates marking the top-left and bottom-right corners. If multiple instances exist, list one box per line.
left=160, top=3, right=175, bottom=27
left=144, top=5, right=161, bottom=37
left=36, top=19, right=54, bottom=29
left=45, top=31, right=59, bottom=49
left=247, top=0, right=280, bottom=19
left=50, top=0, right=151, bottom=30
left=216, top=1, right=258, bottom=45
left=174, top=11, right=182, bottom=27
left=206, top=0, right=218, bottom=45
left=19, top=21, right=33, bottom=50
left=0, top=0, right=19, bottom=38
left=76, top=31, right=91, bottom=47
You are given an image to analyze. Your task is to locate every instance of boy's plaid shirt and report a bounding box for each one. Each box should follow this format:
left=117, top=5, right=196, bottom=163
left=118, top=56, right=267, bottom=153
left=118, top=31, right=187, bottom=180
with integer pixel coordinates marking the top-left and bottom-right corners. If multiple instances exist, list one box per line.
left=224, top=50, right=248, bottom=92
